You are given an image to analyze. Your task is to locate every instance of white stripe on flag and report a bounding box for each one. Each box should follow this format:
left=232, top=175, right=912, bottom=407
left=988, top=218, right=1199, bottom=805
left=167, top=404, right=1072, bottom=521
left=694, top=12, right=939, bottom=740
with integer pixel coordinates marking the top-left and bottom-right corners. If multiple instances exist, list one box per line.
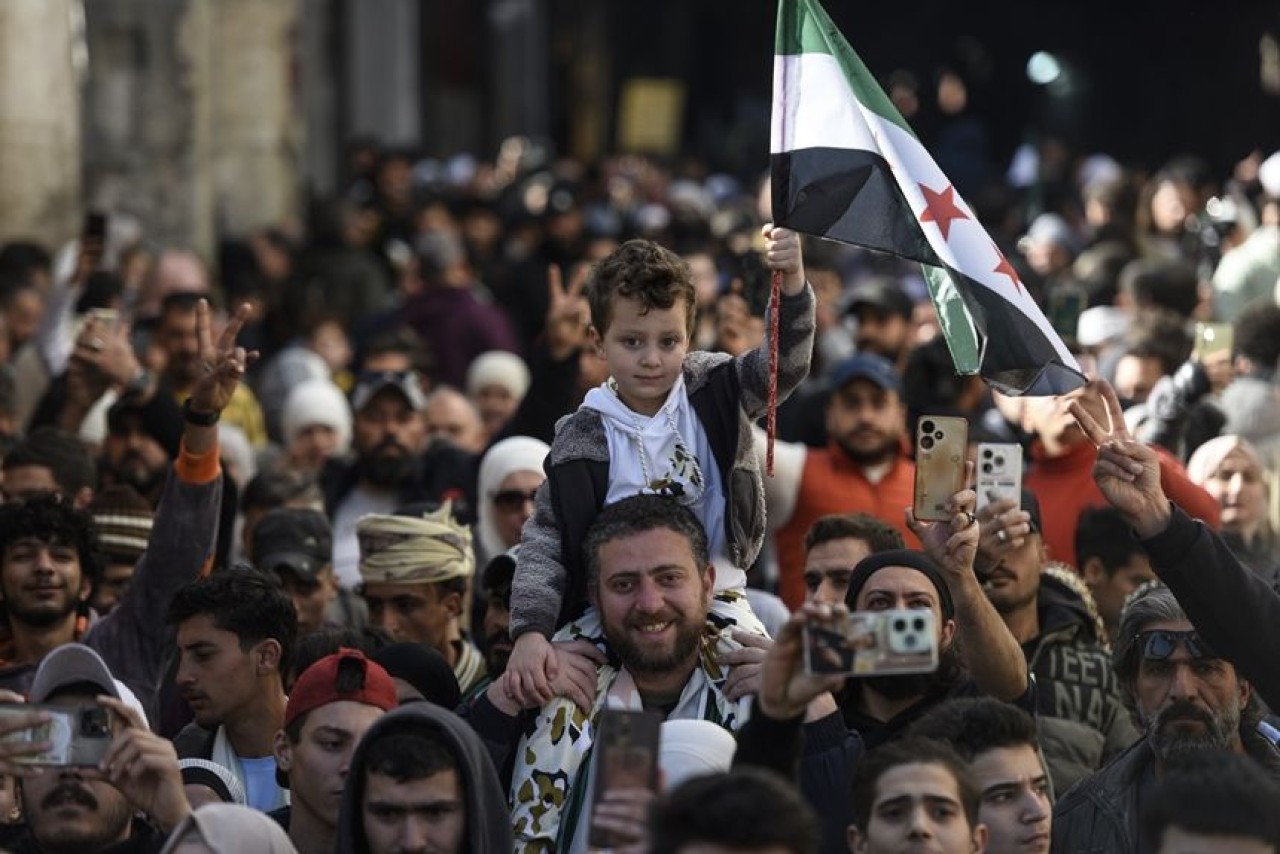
left=771, top=54, right=878, bottom=154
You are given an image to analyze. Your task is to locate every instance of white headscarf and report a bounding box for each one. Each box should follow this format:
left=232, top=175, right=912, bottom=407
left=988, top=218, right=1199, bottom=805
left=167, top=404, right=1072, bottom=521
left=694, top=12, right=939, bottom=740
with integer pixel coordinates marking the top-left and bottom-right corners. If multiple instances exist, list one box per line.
left=476, top=435, right=550, bottom=560
left=281, top=378, right=353, bottom=454
left=466, top=351, right=531, bottom=400
left=1186, top=434, right=1263, bottom=487
left=159, top=803, right=297, bottom=853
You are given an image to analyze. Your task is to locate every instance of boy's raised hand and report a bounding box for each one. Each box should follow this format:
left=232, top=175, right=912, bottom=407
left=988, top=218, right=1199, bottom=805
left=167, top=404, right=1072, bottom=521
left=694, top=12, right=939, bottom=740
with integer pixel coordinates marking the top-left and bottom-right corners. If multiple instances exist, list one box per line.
left=762, top=224, right=806, bottom=296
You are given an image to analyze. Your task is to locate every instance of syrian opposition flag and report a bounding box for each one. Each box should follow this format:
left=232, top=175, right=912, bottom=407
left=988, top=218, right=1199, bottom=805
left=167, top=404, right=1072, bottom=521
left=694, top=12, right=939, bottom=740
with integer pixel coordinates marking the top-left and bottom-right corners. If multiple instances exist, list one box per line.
left=771, top=0, right=1084, bottom=395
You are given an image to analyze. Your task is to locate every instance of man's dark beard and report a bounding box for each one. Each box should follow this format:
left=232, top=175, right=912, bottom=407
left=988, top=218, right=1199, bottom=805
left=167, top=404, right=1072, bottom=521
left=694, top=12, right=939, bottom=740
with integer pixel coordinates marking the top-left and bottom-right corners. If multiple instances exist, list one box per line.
left=6, top=593, right=79, bottom=629
left=1145, top=700, right=1237, bottom=761
left=836, top=433, right=899, bottom=467
left=484, top=629, right=512, bottom=676
left=359, top=444, right=416, bottom=489
left=101, top=454, right=168, bottom=500
left=608, top=613, right=702, bottom=676
left=30, top=780, right=134, bottom=853
left=859, top=642, right=963, bottom=703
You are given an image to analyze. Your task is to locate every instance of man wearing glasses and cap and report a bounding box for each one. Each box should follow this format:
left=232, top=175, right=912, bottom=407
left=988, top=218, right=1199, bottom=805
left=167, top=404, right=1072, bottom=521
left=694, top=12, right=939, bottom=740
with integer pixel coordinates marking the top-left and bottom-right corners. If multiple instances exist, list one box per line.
left=1053, top=379, right=1280, bottom=853
left=323, top=370, right=476, bottom=589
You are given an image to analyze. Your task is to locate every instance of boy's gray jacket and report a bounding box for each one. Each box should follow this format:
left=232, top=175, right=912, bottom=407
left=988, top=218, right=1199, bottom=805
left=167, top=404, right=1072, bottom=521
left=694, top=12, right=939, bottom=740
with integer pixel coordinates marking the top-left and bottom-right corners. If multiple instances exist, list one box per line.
left=511, top=285, right=816, bottom=638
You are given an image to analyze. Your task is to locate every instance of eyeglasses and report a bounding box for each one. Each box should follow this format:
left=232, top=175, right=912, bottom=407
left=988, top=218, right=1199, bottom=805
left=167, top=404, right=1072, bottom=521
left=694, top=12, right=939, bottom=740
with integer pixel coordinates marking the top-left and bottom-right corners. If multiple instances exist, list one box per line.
left=1135, top=629, right=1215, bottom=662
left=492, top=489, right=539, bottom=512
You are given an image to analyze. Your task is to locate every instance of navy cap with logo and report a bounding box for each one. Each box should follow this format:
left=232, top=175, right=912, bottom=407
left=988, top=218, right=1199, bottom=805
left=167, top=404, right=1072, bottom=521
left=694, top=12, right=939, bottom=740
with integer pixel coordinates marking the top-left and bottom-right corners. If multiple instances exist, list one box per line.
left=253, top=507, right=333, bottom=582
left=350, top=370, right=428, bottom=414
left=829, top=353, right=903, bottom=397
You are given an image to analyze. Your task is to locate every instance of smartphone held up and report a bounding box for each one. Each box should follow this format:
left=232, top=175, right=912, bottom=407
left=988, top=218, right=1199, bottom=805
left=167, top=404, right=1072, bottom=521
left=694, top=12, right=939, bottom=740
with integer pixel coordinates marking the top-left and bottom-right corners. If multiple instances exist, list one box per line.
left=803, top=609, right=938, bottom=677
left=0, top=702, right=113, bottom=767
left=913, top=415, right=968, bottom=522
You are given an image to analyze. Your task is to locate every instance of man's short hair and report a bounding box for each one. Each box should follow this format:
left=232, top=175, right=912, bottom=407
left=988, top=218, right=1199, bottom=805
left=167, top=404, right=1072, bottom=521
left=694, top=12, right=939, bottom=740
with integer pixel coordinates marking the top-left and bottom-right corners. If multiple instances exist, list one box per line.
left=1118, top=259, right=1199, bottom=318
left=1141, top=749, right=1280, bottom=850
left=850, top=737, right=980, bottom=834
left=583, top=495, right=709, bottom=589
left=907, top=697, right=1040, bottom=762
left=159, top=290, right=204, bottom=318
left=1112, top=582, right=1187, bottom=705
left=167, top=569, right=298, bottom=677
left=648, top=768, right=819, bottom=854
left=1234, top=301, right=1280, bottom=373
left=1075, top=506, right=1147, bottom=577
left=585, top=239, right=696, bottom=336
left=1122, top=309, right=1192, bottom=376
left=2, top=427, right=98, bottom=496
left=803, top=513, right=905, bottom=555
left=362, top=722, right=457, bottom=783
left=0, top=494, right=102, bottom=591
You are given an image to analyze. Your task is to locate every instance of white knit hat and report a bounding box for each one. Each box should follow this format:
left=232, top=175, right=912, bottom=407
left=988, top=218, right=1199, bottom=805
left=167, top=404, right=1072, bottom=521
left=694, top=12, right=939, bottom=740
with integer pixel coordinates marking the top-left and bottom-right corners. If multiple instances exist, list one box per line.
left=466, top=351, right=531, bottom=401
left=281, top=378, right=353, bottom=453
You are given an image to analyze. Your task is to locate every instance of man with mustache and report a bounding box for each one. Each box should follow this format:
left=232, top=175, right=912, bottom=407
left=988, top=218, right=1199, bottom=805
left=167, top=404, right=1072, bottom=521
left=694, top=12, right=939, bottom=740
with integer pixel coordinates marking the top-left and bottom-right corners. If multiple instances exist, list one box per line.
left=1052, top=582, right=1277, bottom=853
left=771, top=353, right=919, bottom=609
left=975, top=490, right=1137, bottom=793
left=323, top=370, right=476, bottom=589
left=493, top=496, right=762, bottom=850
left=6, top=644, right=192, bottom=853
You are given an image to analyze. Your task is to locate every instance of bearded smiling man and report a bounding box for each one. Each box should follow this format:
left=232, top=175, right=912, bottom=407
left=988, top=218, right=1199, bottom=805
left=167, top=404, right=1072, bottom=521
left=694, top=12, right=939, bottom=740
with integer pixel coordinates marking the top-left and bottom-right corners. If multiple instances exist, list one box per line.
left=477, top=495, right=757, bottom=851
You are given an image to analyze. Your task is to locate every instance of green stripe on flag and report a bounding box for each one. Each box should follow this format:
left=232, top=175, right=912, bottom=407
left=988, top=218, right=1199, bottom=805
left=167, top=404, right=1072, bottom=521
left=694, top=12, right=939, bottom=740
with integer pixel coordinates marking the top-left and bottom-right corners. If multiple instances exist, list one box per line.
left=775, top=0, right=916, bottom=138
left=922, top=265, right=982, bottom=375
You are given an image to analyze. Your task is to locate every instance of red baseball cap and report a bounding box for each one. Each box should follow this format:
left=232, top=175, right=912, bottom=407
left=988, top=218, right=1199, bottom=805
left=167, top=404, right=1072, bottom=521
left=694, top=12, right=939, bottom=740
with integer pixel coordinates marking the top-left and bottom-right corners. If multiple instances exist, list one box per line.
left=285, top=648, right=397, bottom=729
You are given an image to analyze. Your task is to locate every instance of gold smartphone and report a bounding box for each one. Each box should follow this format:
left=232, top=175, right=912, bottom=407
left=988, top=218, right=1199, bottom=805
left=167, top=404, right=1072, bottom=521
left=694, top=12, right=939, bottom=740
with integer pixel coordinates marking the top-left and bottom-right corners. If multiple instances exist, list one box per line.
left=913, top=415, right=968, bottom=522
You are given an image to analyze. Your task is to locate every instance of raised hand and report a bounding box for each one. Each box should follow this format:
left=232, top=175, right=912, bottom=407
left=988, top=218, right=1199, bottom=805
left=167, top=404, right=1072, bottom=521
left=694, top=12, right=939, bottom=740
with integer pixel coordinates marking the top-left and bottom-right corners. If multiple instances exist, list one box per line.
left=974, top=497, right=1032, bottom=573
left=757, top=604, right=846, bottom=721
left=907, top=462, right=980, bottom=583
left=187, top=300, right=257, bottom=416
left=545, top=263, right=591, bottom=361
left=96, top=695, right=190, bottom=833
left=1068, top=379, right=1171, bottom=538
left=762, top=224, right=806, bottom=294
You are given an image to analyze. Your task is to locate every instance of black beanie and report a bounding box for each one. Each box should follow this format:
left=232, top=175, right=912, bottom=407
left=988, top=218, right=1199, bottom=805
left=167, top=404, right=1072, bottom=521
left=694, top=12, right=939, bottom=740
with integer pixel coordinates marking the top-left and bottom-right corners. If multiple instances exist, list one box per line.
left=844, top=549, right=955, bottom=620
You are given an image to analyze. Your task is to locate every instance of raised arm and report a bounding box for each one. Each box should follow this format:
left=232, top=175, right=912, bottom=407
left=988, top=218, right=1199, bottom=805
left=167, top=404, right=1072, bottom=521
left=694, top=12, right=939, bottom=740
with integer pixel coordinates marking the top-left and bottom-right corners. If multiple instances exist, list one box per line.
left=908, top=471, right=1029, bottom=701
left=87, top=301, right=256, bottom=707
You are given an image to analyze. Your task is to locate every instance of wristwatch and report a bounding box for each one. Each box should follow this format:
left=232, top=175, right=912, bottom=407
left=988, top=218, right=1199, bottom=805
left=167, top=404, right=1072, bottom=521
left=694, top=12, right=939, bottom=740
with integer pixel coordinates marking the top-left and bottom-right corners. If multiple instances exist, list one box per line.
left=181, top=397, right=220, bottom=427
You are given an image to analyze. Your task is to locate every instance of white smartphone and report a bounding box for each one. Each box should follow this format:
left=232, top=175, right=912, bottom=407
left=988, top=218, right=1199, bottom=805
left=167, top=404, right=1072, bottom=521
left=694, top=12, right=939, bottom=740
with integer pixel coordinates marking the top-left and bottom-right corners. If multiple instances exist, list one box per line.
left=975, top=443, right=1022, bottom=512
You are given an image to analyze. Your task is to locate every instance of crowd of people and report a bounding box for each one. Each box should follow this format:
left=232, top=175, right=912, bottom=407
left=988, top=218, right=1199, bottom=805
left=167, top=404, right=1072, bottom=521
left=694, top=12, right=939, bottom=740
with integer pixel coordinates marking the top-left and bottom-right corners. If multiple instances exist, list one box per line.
left=0, top=118, right=1275, bottom=853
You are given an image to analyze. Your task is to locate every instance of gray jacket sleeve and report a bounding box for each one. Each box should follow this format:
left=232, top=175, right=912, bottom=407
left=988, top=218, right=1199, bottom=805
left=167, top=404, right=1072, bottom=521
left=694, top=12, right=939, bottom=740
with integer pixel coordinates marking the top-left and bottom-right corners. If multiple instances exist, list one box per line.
left=85, top=460, right=222, bottom=713
left=734, top=284, right=817, bottom=420
left=508, top=476, right=566, bottom=640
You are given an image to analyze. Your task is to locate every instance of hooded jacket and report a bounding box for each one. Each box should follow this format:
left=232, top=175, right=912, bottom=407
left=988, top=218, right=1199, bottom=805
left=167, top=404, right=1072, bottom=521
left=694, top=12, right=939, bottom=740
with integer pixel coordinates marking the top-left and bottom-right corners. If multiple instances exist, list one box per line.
left=1023, top=569, right=1138, bottom=793
left=335, top=703, right=511, bottom=854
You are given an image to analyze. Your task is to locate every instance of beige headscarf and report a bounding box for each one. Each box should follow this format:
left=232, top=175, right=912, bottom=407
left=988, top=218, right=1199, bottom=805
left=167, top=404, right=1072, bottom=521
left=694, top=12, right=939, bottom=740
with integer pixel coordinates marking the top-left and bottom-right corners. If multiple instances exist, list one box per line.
left=159, top=803, right=297, bottom=853
left=357, top=501, right=475, bottom=585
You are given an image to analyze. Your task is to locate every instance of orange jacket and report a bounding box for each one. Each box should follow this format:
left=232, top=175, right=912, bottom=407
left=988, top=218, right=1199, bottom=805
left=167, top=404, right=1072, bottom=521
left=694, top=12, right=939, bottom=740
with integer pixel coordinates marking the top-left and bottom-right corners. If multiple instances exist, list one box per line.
left=774, top=443, right=920, bottom=609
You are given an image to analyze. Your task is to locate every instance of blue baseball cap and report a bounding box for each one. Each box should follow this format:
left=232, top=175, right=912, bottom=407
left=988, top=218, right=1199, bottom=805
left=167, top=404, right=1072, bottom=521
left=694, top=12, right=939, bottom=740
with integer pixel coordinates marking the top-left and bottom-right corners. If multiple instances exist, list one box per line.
left=829, top=353, right=903, bottom=396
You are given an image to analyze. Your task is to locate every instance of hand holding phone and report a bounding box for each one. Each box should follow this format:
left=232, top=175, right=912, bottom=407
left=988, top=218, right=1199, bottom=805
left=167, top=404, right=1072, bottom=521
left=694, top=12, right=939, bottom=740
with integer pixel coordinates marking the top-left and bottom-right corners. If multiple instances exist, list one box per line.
left=0, top=702, right=113, bottom=767
left=589, top=709, right=661, bottom=849
left=803, top=608, right=938, bottom=677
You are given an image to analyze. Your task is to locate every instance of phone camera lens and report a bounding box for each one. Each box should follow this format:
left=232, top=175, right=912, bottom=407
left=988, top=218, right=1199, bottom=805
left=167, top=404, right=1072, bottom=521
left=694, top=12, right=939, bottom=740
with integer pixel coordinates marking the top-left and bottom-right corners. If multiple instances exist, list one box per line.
left=920, top=436, right=935, bottom=450
left=982, top=462, right=992, bottom=474
left=994, top=455, right=1005, bottom=466
left=934, top=431, right=944, bottom=440
left=913, top=617, right=926, bottom=632
left=982, top=449, right=992, bottom=459
left=893, top=618, right=906, bottom=632
left=903, top=634, right=917, bottom=647
left=921, top=420, right=935, bottom=434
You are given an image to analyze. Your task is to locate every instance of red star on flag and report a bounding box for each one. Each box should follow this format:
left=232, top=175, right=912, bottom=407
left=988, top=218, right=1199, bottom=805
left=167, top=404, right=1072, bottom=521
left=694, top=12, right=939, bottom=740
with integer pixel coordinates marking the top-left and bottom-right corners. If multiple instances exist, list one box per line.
left=918, top=183, right=970, bottom=240
left=991, top=243, right=1024, bottom=295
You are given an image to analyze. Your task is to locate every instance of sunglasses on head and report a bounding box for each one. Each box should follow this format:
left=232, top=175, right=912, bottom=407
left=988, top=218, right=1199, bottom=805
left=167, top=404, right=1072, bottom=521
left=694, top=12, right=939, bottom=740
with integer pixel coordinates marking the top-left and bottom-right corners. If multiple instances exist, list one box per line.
left=492, top=489, right=539, bottom=512
left=1136, top=629, right=1215, bottom=662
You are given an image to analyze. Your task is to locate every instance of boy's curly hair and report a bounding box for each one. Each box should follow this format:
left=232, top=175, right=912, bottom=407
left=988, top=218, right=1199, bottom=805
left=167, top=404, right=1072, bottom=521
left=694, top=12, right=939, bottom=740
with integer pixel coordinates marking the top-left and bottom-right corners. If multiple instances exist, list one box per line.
left=586, top=239, right=696, bottom=336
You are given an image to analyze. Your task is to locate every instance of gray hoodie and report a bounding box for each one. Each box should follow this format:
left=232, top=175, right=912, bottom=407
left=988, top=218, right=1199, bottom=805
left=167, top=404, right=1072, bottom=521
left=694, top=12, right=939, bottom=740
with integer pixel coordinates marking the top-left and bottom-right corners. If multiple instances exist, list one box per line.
left=336, top=703, right=512, bottom=853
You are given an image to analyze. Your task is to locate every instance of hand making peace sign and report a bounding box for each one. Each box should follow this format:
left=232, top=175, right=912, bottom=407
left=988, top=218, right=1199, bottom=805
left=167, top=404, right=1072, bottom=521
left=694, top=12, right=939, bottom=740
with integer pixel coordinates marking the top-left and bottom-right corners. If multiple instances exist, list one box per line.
left=1067, top=379, right=1172, bottom=539
left=186, top=299, right=258, bottom=416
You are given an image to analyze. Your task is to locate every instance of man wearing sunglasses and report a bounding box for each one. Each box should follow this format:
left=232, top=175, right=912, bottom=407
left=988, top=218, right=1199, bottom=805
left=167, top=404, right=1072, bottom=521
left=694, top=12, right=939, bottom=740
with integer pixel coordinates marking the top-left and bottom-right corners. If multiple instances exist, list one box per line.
left=1052, top=582, right=1275, bottom=853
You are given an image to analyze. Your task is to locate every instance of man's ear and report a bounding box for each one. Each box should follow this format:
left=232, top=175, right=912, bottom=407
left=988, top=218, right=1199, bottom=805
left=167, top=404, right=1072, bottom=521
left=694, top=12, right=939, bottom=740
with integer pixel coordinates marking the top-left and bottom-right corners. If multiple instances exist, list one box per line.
left=940, top=617, right=958, bottom=650
left=256, top=638, right=283, bottom=675
left=273, top=730, right=293, bottom=775
left=971, top=821, right=989, bottom=853
left=847, top=824, right=866, bottom=853
left=703, top=562, right=716, bottom=598
left=72, top=487, right=94, bottom=510
left=1239, top=676, right=1253, bottom=710
left=1080, top=557, right=1106, bottom=587
left=588, top=325, right=604, bottom=355
left=442, top=588, right=463, bottom=619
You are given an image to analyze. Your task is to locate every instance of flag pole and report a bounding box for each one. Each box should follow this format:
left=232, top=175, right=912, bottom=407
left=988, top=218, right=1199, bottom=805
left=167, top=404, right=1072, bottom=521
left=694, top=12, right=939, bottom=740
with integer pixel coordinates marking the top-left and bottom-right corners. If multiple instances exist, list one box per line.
left=766, top=269, right=781, bottom=476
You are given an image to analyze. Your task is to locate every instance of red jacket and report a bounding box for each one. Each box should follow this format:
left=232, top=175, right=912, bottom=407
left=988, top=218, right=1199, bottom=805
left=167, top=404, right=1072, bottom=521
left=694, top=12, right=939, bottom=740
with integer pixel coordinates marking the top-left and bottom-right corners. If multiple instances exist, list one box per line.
left=1026, top=440, right=1220, bottom=568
